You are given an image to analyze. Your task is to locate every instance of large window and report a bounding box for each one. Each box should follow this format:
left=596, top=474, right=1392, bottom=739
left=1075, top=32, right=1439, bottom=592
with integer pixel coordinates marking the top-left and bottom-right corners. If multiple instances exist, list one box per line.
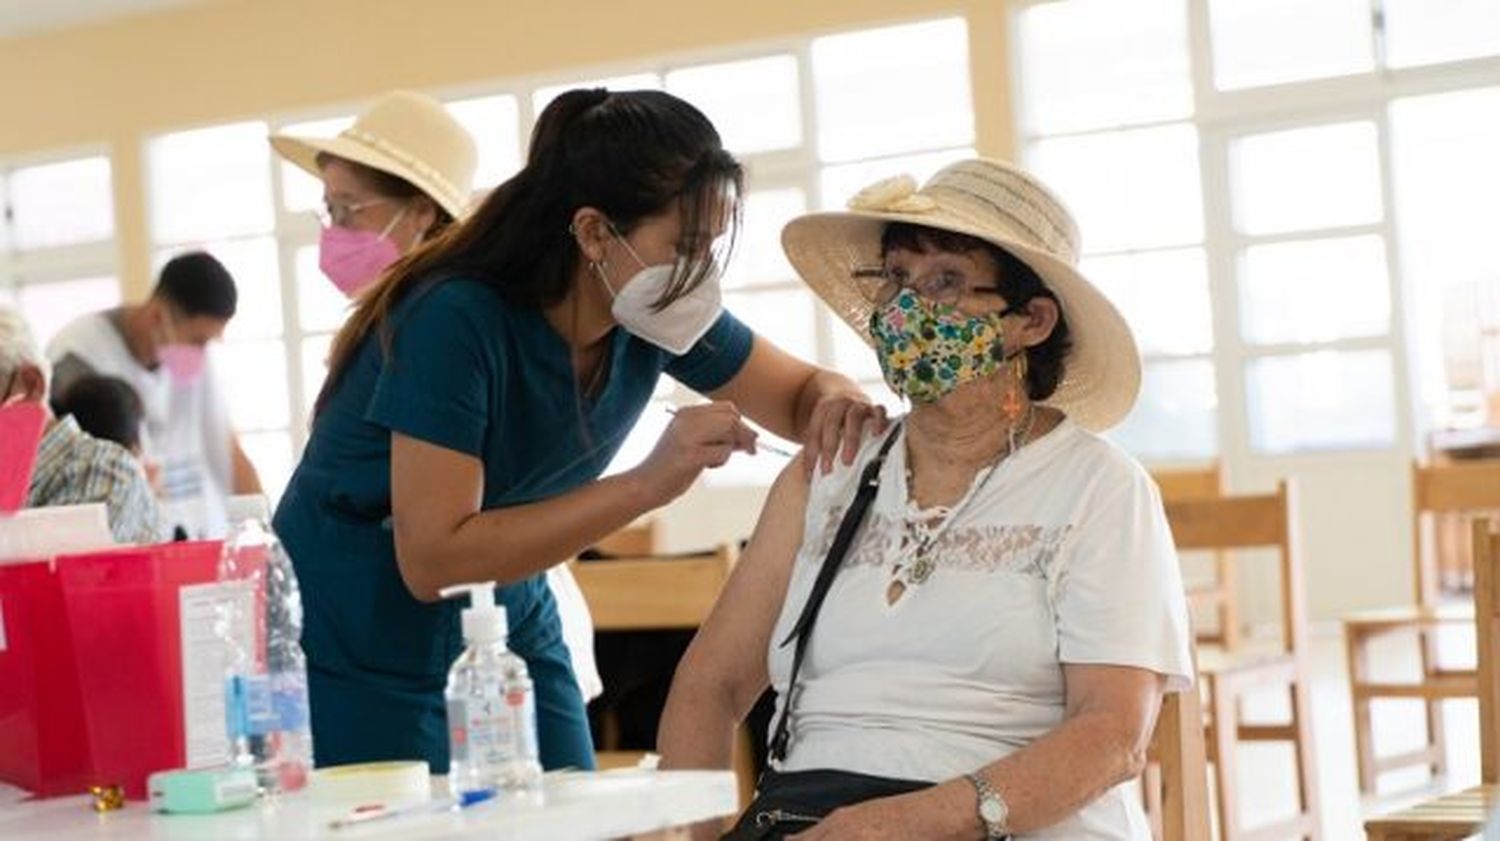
left=144, top=17, right=977, bottom=496
left=0, top=153, right=120, bottom=349
left=1013, top=0, right=1500, bottom=461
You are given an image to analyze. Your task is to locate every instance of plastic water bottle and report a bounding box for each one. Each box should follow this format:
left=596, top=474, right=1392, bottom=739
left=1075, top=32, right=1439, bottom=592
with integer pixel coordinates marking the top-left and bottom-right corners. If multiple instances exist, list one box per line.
left=217, top=494, right=313, bottom=794
left=442, top=583, right=542, bottom=797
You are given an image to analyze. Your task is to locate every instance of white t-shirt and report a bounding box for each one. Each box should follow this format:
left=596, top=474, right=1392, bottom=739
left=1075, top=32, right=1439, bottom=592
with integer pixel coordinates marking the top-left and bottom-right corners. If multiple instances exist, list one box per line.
left=47, top=311, right=234, bottom=539
left=767, top=417, right=1194, bottom=840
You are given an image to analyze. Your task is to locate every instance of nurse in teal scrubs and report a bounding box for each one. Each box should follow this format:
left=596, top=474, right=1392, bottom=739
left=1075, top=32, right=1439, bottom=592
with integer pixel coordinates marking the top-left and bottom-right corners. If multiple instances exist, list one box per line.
left=272, top=89, right=883, bottom=773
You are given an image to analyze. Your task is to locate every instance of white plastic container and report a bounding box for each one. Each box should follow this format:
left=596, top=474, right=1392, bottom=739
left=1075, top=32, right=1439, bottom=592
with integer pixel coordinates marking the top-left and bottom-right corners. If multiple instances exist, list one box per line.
left=442, top=582, right=542, bottom=797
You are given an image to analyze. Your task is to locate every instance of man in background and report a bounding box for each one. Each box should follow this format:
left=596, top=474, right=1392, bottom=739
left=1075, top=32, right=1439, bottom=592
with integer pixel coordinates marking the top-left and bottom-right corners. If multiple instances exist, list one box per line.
left=47, top=251, right=259, bottom=538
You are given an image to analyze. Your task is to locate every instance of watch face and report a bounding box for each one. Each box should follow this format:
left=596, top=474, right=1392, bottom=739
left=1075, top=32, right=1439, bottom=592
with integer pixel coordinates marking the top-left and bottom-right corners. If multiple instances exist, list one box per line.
left=980, top=798, right=1006, bottom=823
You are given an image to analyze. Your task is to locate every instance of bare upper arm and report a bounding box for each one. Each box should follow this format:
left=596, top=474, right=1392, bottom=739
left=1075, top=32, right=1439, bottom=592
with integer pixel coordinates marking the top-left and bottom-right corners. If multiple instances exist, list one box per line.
left=1061, top=663, right=1168, bottom=749
left=678, top=452, right=812, bottom=713
left=389, top=431, right=485, bottom=600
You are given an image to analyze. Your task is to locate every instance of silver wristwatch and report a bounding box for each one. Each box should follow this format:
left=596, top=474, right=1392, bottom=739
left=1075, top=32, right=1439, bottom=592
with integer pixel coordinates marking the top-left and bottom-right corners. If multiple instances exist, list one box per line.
left=965, top=772, right=1010, bottom=840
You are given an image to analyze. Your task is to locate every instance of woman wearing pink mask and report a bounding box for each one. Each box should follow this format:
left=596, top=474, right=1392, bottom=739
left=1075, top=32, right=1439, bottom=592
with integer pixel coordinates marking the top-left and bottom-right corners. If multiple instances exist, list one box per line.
left=46, top=251, right=261, bottom=540
left=272, top=90, right=477, bottom=298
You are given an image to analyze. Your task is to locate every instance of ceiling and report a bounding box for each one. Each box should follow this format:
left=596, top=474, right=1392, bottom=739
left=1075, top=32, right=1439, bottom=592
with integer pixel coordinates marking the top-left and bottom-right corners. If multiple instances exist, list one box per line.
left=0, top=0, right=217, bottom=39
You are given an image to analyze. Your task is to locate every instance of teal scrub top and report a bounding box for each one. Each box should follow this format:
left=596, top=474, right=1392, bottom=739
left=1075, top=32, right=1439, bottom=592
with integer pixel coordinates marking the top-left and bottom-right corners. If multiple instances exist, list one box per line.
left=272, top=276, right=753, bottom=773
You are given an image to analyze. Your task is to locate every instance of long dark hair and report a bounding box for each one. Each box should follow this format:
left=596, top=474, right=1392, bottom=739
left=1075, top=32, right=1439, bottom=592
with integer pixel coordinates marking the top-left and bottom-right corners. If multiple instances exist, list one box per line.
left=317, top=89, right=744, bottom=416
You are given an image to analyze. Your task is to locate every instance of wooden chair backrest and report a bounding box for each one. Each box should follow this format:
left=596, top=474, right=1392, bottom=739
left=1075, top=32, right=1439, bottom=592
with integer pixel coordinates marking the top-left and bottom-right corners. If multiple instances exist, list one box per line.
left=1148, top=654, right=1211, bottom=841
left=591, top=521, right=660, bottom=558
left=1412, top=460, right=1500, bottom=604
left=1151, top=464, right=1223, bottom=502
left=570, top=544, right=737, bottom=631
left=1475, top=519, right=1500, bottom=785
left=1163, top=481, right=1306, bottom=657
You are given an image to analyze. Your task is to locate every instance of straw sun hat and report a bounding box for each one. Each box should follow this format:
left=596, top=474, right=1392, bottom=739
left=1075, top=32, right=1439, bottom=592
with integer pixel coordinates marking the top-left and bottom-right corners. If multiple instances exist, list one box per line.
left=271, top=90, right=478, bottom=220
left=782, top=157, right=1141, bottom=432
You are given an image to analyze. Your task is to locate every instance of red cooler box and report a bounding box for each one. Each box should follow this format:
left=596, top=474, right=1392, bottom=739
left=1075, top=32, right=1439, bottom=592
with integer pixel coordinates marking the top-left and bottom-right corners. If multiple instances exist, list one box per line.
left=0, top=541, right=225, bottom=800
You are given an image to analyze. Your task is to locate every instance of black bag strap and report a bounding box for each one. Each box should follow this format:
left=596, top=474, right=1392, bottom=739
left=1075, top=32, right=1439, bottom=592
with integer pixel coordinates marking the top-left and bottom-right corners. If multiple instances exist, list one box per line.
left=768, top=423, right=902, bottom=762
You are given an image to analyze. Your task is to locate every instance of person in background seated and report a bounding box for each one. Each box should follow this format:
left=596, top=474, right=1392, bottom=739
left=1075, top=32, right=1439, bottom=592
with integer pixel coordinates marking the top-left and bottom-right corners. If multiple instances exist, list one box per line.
left=0, top=306, right=161, bottom=544
left=53, top=374, right=162, bottom=497
left=659, top=159, right=1193, bottom=840
left=53, top=373, right=146, bottom=454
left=47, top=250, right=258, bottom=539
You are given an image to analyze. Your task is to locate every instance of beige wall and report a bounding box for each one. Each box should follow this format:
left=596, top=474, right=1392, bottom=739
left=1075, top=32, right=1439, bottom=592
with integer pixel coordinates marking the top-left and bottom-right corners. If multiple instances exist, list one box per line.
left=0, top=0, right=1016, bottom=299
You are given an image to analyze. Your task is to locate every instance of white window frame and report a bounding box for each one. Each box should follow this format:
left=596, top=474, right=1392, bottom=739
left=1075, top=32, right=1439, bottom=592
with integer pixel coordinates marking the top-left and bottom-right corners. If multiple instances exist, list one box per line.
left=1008, top=0, right=1500, bottom=466
left=0, top=145, right=120, bottom=315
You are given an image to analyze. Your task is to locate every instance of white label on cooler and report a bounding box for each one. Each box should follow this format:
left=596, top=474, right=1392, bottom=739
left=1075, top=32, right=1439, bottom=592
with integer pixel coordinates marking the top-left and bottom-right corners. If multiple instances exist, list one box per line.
left=180, top=582, right=229, bottom=768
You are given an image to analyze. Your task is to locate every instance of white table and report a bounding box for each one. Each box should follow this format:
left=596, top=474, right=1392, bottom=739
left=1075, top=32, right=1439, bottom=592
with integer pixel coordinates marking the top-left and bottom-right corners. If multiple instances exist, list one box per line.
left=0, top=770, right=738, bottom=841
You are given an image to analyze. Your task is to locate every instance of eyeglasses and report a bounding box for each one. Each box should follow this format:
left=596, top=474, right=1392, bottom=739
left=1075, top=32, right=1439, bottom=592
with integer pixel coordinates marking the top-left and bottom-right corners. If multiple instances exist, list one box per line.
left=851, top=265, right=1004, bottom=307
left=318, top=198, right=389, bottom=228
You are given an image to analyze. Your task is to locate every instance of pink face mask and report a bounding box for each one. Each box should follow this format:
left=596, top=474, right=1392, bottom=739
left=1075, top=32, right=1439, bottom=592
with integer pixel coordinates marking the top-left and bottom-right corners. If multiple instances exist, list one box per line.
left=159, top=344, right=206, bottom=386
left=318, top=210, right=406, bottom=298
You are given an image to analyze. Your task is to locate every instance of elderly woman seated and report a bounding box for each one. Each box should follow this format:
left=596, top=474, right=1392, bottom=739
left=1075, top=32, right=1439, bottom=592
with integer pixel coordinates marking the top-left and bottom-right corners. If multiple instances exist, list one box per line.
left=658, top=159, right=1194, bottom=840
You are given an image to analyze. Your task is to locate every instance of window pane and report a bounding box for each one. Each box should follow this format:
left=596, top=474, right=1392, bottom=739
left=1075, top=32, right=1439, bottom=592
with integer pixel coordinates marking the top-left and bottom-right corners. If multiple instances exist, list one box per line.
left=1017, top=0, right=1192, bottom=134
left=157, top=238, right=282, bottom=342
left=16, top=276, right=120, bottom=348
left=603, top=401, right=672, bottom=480
left=295, top=244, right=350, bottom=332
left=666, top=55, right=802, bottom=155
left=812, top=18, right=973, bottom=163
left=1240, top=236, right=1390, bottom=345
left=723, top=188, right=806, bottom=290
left=275, top=116, right=353, bottom=213
left=1231, top=122, right=1383, bottom=236
left=214, top=340, right=289, bottom=431
left=1028, top=124, right=1204, bottom=254
left=239, top=430, right=293, bottom=505
left=1246, top=350, right=1396, bottom=453
left=1082, top=248, right=1212, bottom=356
left=532, top=73, right=661, bottom=116
left=149, top=121, right=274, bottom=244
left=1385, top=0, right=1500, bottom=68
left=1107, top=358, right=1218, bottom=460
left=446, top=95, right=522, bottom=191
left=1208, top=0, right=1374, bottom=90
left=9, top=157, right=115, bottom=249
left=818, top=147, right=974, bottom=211
left=725, top=288, right=817, bottom=363
left=301, top=333, right=333, bottom=417
left=830, top=315, right=883, bottom=382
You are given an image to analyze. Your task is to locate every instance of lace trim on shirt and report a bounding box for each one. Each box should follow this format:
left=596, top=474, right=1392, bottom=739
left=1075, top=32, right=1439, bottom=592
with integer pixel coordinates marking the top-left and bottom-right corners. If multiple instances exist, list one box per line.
left=808, top=505, right=1073, bottom=579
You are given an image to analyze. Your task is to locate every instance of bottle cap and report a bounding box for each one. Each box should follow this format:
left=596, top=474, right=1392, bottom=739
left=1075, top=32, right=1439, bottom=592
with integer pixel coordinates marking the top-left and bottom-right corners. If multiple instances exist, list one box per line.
left=438, top=582, right=507, bottom=644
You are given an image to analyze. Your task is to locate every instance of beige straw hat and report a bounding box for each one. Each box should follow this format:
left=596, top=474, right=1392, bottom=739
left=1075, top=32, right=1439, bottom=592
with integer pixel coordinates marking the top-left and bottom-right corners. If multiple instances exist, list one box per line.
left=782, top=157, right=1141, bottom=432
left=271, top=90, right=478, bottom=220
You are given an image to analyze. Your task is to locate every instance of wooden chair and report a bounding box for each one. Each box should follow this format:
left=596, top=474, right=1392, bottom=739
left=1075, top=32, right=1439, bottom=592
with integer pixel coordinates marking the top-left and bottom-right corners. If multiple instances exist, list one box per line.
left=1153, top=464, right=1241, bottom=650
left=1164, top=481, right=1321, bottom=840
left=1143, top=645, right=1213, bottom=841
left=1364, top=519, right=1500, bottom=839
left=590, top=520, right=660, bottom=558
left=1343, top=460, right=1500, bottom=794
left=570, top=543, right=758, bottom=806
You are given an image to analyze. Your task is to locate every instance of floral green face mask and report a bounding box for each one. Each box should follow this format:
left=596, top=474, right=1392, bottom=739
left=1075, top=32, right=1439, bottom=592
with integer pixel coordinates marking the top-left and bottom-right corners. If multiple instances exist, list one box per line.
left=869, top=288, right=1014, bottom=404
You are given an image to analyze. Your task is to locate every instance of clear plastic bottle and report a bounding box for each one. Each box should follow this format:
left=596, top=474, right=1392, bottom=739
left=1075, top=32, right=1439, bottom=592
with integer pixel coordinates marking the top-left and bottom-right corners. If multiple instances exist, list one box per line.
left=442, top=583, right=543, bottom=797
left=217, top=494, right=313, bottom=794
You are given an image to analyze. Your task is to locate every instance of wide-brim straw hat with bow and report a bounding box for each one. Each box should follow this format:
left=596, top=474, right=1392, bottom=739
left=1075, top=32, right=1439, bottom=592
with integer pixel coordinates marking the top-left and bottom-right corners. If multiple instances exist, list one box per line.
left=782, top=157, right=1141, bottom=432
left=271, top=90, right=478, bottom=220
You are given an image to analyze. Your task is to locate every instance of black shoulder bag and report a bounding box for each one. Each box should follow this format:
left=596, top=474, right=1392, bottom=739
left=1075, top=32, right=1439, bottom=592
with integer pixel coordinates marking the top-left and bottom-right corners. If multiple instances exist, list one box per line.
left=722, top=425, right=934, bottom=841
